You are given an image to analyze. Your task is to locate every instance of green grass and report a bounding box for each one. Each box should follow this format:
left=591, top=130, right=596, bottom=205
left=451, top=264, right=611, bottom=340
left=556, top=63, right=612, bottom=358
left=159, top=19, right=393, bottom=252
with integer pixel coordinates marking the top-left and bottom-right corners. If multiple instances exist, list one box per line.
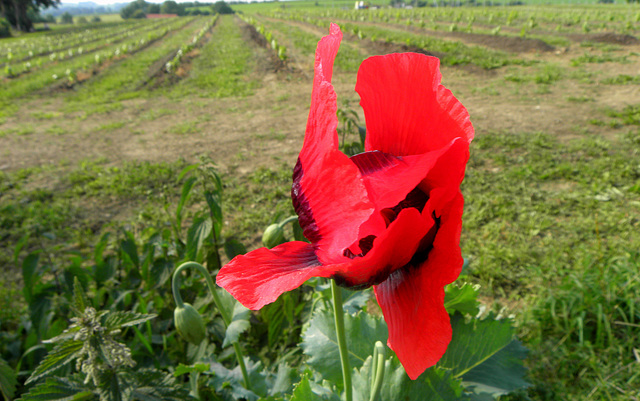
left=170, top=15, right=258, bottom=98
left=461, top=131, right=640, bottom=400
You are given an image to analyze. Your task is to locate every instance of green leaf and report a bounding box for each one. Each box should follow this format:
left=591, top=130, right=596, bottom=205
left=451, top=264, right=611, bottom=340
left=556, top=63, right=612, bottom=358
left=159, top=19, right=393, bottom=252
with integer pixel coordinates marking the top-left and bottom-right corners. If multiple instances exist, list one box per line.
left=223, top=238, right=247, bottom=260
left=222, top=302, right=251, bottom=347
left=22, top=251, right=40, bottom=303
left=17, top=377, right=94, bottom=401
left=97, top=371, right=126, bottom=401
left=120, top=232, right=139, bottom=268
left=462, top=339, right=530, bottom=399
left=444, top=282, right=480, bottom=316
left=301, top=310, right=388, bottom=389
left=173, top=363, right=210, bottom=377
left=186, top=216, right=212, bottom=263
left=0, top=356, right=17, bottom=401
left=176, top=176, right=197, bottom=230
left=26, top=340, right=84, bottom=384
left=72, top=277, right=89, bottom=315
left=352, top=357, right=466, bottom=401
left=129, top=369, right=192, bottom=401
left=102, top=311, right=157, bottom=330
left=289, top=374, right=323, bottom=401
left=204, top=191, right=222, bottom=237
left=207, top=358, right=266, bottom=400
left=438, top=314, right=515, bottom=379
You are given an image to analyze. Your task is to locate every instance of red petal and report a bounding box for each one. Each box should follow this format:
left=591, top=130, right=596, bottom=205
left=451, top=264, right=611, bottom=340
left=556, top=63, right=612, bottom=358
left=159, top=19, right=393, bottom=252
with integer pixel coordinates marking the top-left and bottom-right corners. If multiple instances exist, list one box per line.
left=350, top=146, right=451, bottom=212
left=421, top=187, right=465, bottom=285
left=356, top=53, right=474, bottom=156
left=293, top=24, right=376, bottom=264
left=216, top=242, right=334, bottom=310
left=373, top=188, right=464, bottom=379
left=333, top=207, right=433, bottom=287
left=374, top=266, right=451, bottom=380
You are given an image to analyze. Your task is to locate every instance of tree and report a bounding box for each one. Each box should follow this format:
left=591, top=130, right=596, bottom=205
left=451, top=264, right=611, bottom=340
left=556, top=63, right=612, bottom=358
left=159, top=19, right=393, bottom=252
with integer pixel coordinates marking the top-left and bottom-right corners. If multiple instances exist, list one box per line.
left=147, top=3, right=159, bottom=13
left=160, top=1, right=185, bottom=16
left=211, top=1, right=233, bottom=14
left=60, top=11, right=72, bottom=23
left=0, top=0, right=61, bottom=32
left=90, top=15, right=100, bottom=22
left=0, top=17, right=10, bottom=37
left=120, top=0, right=148, bottom=19
left=131, top=8, right=145, bottom=18
left=76, top=15, right=86, bottom=23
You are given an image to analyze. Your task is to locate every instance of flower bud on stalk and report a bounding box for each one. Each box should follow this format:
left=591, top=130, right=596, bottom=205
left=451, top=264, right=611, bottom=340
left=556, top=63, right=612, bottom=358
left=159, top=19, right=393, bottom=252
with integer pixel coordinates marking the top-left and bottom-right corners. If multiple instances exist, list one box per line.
left=262, top=224, right=285, bottom=248
left=174, top=303, right=206, bottom=345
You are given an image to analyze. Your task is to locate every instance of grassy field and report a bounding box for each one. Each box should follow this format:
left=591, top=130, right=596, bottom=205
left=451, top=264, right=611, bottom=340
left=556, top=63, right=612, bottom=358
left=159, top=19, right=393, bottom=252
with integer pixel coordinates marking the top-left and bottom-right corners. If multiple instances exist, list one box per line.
left=1, top=3, right=639, bottom=400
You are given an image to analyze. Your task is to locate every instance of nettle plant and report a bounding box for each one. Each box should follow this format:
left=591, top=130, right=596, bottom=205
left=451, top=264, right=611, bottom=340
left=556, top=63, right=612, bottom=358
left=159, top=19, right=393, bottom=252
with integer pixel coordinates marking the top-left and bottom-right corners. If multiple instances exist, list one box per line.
left=12, top=25, right=530, bottom=401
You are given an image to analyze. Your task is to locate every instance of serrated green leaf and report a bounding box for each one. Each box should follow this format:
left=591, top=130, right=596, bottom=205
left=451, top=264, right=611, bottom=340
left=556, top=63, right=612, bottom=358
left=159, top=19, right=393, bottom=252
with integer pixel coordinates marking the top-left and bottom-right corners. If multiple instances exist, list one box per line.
left=0, top=356, right=17, bottom=401
left=186, top=217, right=212, bottom=263
left=174, top=363, right=210, bottom=377
left=101, top=311, right=157, bottom=330
left=301, top=310, right=388, bottom=389
left=438, top=314, right=514, bottom=379
left=26, top=341, right=84, bottom=385
left=129, top=369, right=192, bottom=401
left=222, top=302, right=251, bottom=347
left=72, top=278, right=88, bottom=315
left=462, top=339, right=530, bottom=398
left=444, top=282, right=480, bottom=316
left=353, top=357, right=466, bottom=401
left=289, top=374, right=323, bottom=401
left=17, top=377, right=94, bottom=401
left=97, top=371, right=126, bottom=401
left=207, top=358, right=266, bottom=400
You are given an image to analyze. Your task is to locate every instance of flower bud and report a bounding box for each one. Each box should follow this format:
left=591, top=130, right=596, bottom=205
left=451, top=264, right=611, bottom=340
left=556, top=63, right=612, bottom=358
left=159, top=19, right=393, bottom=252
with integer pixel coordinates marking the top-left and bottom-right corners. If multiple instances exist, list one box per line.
left=262, top=224, right=285, bottom=248
left=174, top=303, right=206, bottom=345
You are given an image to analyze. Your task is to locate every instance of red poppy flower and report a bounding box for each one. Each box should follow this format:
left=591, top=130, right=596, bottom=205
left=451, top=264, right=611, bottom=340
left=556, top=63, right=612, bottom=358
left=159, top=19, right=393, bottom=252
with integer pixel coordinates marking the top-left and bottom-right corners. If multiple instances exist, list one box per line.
left=216, top=24, right=474, bottom=380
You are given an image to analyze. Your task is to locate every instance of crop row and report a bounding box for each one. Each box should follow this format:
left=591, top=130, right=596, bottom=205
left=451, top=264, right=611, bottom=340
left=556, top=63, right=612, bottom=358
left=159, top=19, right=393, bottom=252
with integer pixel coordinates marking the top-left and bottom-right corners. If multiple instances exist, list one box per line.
left=257, top=11, right=526, bottom=70
left=0, top=17, right=196, bottom=108
left=240, top=15, right=287, bottom=61
left=265, top=6, right=639, bottom=40
left=165, top=16, right=218, bottom=73
left=3, top=19, right=178, bottom=79
left=0, top=20, right=147, bottom=64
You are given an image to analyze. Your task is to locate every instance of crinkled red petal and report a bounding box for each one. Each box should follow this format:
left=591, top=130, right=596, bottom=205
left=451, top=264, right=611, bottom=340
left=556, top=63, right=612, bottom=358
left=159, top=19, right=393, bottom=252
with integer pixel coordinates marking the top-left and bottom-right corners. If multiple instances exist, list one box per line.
left=374, top=266, right=451, bottom=380
left=293, top=24, right=375, bottom=265
left=373, top=187, right=464, bottom=379
left=332, top=207, right=433, bottom=287
left=216, top=242, right=335, bottom=310
left=356, top=53, right=474, bottom=156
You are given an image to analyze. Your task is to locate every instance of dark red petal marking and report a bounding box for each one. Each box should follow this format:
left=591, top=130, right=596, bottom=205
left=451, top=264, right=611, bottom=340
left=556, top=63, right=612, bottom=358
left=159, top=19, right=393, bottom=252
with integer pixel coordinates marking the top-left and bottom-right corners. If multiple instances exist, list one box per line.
left=356, top=53, right=474, bottom=156
left=373, top=187, right=464, bottom=379
left=332, top=207, right=433, bottom=288
left=374, top=266, right=451, bottom=380
left=292, top=24, right=376, bottom=264
left=349, top=146, right=451, bottom=241
left=216, top=242, right=334, bottom=310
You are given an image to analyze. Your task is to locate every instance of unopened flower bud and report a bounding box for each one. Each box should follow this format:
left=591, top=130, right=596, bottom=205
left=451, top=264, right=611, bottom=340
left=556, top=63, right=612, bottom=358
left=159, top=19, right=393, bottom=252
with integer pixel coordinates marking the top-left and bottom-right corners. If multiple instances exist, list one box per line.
left=262, top=224, right=285, bottom=248
left=174, top=303, right=206, bottom=345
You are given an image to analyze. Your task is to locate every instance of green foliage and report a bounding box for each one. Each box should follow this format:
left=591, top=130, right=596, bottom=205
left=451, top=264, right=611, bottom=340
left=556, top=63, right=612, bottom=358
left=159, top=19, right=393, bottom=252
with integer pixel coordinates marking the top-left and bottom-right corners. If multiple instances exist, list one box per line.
left=60, top=12, right=73, bottom=24
left=0, top=356, right=17, bottom=400
left=0, top=17, right=10, bottom=38
left=212, top=1, right=234, bottom=14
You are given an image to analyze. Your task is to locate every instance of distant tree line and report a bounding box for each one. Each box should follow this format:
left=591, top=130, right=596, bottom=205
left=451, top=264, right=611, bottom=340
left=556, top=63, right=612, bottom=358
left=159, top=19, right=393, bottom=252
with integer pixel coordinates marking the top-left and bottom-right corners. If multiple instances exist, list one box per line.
left=120, top=0, right=233, bottom=19
left=0, top=0, right=60, bottom=32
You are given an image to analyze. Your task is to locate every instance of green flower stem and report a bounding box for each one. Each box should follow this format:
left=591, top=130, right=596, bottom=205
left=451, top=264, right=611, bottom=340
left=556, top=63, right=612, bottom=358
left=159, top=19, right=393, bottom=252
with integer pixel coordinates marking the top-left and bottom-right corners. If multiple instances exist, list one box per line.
left=172, top=262, right=250, bottom=389
left=331, top=279, right=352, bottom=401
left=279, top=215, right=299, bottom=227
left=369, top=341, right=386, bottom=401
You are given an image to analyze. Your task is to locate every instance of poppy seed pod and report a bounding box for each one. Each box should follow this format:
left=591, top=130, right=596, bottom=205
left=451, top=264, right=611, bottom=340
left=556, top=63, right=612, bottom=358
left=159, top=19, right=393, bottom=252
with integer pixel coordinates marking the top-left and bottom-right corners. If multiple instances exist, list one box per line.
left=174, top=303, right=206, bottom=345
left=262, top=224, right=285, bottom=248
